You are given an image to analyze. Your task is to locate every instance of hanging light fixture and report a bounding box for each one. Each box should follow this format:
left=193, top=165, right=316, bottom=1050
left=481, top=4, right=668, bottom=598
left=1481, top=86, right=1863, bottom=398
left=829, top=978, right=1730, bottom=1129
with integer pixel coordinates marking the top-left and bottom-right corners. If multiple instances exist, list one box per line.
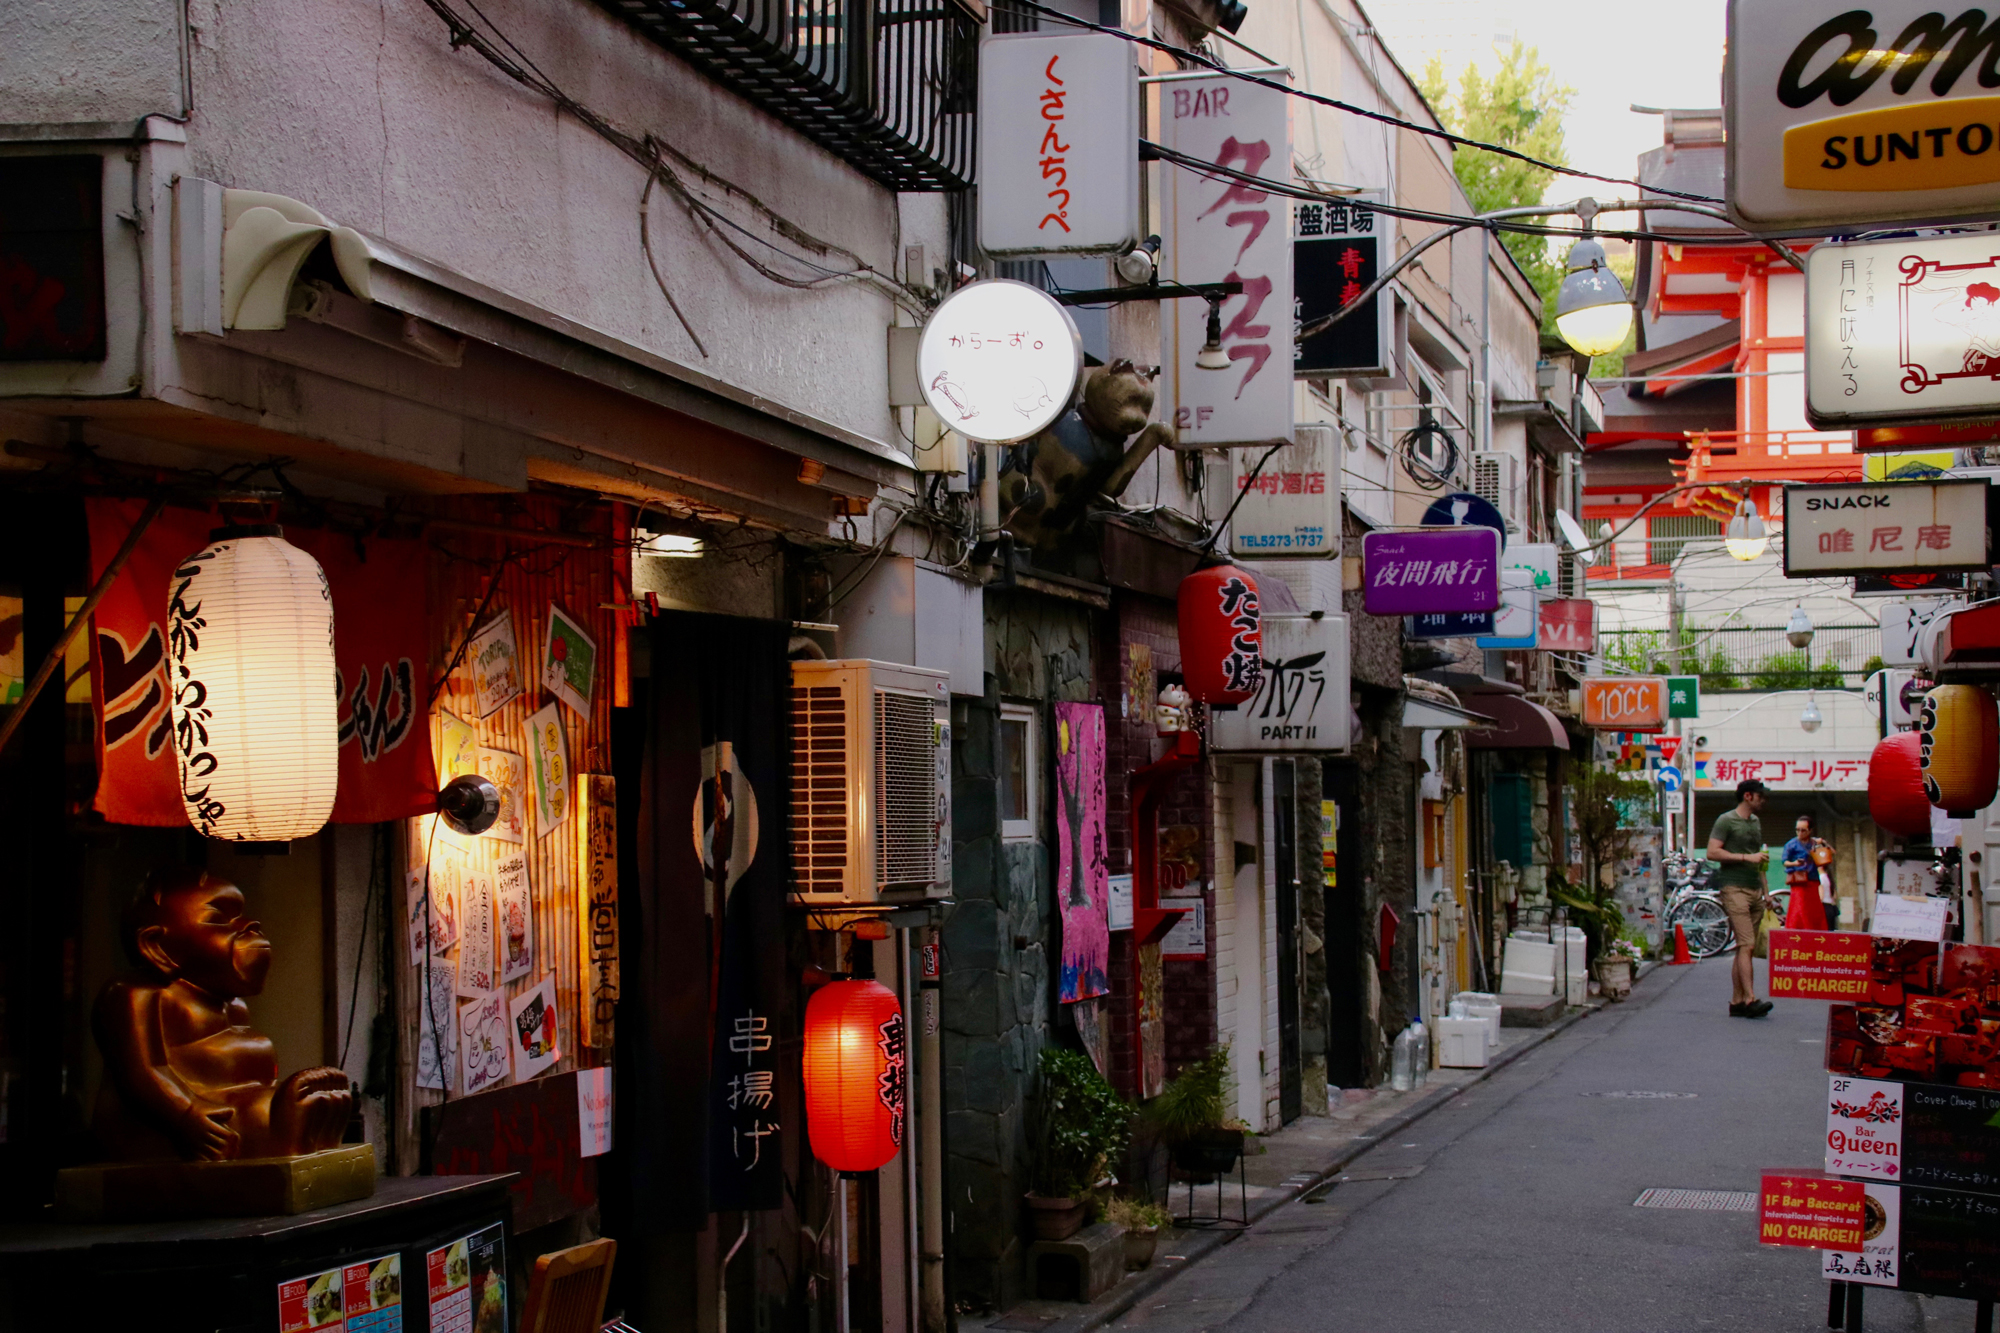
left=168, top=525, right=339, bottom=842
left=1177, top=561, right=1262, bottom=704
left=1919, top=684, right=1999, bottom=817
left=1799, top=694, right=1823, bottom=733
left=1195, top=295, right=1230, bottom=371
left=438, top=773, right=501, bottom=836
left=1723, top=498, right=1768, bottom=561
left=1786, top=606, right=1815, bottom=649
left=1554, top=233, right=1634, bottom=357
left=803, top=978, right=906, bottom=1175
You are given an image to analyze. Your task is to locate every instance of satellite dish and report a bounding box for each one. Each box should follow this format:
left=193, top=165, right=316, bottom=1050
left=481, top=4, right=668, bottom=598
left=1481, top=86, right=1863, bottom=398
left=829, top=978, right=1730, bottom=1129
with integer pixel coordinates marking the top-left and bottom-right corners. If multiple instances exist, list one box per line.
left=1554, top=508, right=1592, bottom=553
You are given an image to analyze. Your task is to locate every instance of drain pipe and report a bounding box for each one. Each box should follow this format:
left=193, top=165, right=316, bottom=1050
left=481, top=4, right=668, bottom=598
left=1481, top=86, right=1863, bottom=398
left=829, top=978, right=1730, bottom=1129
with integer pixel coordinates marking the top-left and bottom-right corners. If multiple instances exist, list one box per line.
left=718, top=1214, right=749, bottom=1333
left=917, top=926, right=948, bottom=1332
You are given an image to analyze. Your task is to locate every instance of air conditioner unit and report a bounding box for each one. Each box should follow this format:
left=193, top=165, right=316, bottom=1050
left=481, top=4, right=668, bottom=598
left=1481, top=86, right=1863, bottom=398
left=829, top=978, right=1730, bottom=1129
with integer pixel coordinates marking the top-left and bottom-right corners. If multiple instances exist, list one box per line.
left=1471, top=450, right=1521, bottom=529
left=791, top=659, right=951, bottom=906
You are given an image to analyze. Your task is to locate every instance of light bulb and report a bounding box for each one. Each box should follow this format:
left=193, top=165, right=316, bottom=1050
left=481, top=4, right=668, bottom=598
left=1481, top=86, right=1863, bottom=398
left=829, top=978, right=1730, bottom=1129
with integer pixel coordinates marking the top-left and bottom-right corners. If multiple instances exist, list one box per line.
left=1196, top=297, right=1230, bottom=371
left=1723, top=499, right=1767, bottom=561
left=1786, top=606, right=1814, bottom=649
left=1799, top=695, right=1823, bottom=733
left=1555, top=302, right=1635, bottom=357
left=1554, top=235, right=1635, bottom=357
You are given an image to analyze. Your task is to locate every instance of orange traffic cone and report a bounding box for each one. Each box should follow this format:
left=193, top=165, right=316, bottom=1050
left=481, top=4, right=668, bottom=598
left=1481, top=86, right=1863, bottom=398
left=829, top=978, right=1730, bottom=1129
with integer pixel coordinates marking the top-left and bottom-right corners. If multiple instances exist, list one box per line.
left=1671, top=922, right=1694, bottom=965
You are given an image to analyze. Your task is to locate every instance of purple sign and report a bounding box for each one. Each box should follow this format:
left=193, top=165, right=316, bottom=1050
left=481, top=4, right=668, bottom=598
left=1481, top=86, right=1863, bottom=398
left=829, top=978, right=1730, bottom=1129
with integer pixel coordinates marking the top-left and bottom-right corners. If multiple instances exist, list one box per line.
left=1361, top=528, right=1500, bottom=615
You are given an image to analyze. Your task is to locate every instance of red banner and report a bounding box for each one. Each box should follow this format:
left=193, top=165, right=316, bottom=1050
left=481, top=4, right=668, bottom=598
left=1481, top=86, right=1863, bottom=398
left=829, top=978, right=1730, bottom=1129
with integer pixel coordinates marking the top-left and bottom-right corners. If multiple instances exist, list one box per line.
left=1759, top=1172, right=1865, bottom=1250
left=1769, top=930, right=1874, bottom=1001
left=87, top=498, right=435, bottom=827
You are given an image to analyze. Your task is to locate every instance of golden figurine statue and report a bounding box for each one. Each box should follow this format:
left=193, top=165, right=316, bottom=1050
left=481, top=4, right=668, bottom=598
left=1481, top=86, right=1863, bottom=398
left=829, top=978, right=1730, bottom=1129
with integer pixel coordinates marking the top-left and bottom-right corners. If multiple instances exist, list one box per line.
left=59, top=866, right=374, bottom=1219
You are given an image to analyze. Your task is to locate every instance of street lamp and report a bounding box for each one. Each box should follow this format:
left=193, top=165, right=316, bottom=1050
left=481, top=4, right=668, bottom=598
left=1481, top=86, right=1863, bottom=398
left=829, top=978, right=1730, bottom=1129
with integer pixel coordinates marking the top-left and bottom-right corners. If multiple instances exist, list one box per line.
left=1799, top=694, right=1823, bottom=733
left=1786, top=606, right=1814, bottom=648
left=1554, top=235, right=1635, bottom=357
left=1724, top=498, right=1768, bottom=560
left=1195, top=295, right=1230, bottom=371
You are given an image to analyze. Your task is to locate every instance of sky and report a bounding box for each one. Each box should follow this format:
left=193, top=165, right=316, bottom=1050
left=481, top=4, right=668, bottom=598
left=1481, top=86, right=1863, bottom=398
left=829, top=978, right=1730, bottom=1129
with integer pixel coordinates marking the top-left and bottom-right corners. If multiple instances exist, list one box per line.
left=1365, top=0, right=1728, bottom=201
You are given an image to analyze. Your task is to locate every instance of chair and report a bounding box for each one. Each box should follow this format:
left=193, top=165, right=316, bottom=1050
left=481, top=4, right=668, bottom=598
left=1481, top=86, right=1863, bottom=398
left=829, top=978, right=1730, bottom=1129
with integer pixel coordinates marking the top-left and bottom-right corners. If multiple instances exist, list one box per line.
left=518, top=1238, right=618, bottom=1333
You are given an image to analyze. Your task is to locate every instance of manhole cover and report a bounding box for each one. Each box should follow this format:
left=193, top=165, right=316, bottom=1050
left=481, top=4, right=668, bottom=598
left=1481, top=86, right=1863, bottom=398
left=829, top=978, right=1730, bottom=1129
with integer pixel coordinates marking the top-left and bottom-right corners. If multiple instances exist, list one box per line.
left=1633, top=1188, right=1756, bottom=1211
left=1584, top=1091, right=1699, bottom=1099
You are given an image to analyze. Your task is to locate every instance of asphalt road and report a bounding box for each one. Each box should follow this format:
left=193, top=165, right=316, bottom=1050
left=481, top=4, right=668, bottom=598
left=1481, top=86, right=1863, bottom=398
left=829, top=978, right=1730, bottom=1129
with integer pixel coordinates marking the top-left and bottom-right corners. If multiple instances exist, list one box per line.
left=1113, top=957, right=1939, bottom=1333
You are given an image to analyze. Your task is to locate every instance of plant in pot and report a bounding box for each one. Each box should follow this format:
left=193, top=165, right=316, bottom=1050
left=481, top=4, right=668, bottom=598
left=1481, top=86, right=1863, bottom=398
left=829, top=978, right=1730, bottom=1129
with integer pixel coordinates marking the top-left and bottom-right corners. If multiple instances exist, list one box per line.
left=1596, top=930, right=1643, bottom=999
left=1103, top=1196, right=1171, bottom=1270
left=1147, top=1047, right=1248, bottom=1181
left=1026, top=1047, right=1133, bottom=1242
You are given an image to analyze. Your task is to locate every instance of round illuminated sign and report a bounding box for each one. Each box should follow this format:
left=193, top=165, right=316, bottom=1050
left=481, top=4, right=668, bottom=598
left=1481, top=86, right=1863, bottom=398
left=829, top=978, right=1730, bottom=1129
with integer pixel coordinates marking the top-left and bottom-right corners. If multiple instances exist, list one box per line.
left=916, top=280, right=1082, bottom=445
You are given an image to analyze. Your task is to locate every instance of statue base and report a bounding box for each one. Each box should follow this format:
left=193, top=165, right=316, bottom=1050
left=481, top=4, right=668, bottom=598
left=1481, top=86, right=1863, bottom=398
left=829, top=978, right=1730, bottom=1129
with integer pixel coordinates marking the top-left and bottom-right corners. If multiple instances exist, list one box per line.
left=55, top=1143, right=377, bottom=1221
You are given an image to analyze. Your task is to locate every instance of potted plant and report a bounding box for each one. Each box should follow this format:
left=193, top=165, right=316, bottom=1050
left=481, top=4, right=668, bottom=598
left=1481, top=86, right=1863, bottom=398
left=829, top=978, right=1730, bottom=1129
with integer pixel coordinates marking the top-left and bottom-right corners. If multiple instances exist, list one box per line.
left=1103, top=1196, right=1171, bottom=1270
left=1595, top=933, right=1643, bottom=999
left=1147, top=1048, right=1249, bottom=1180
left=1027, top=1047, right=1133, bottom=1241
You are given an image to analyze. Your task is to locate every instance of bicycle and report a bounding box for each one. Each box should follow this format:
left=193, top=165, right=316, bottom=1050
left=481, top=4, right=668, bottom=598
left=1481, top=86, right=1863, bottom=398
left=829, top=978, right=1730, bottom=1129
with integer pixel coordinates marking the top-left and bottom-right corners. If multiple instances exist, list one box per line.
left=1661, top=851, right=1787, bottom=959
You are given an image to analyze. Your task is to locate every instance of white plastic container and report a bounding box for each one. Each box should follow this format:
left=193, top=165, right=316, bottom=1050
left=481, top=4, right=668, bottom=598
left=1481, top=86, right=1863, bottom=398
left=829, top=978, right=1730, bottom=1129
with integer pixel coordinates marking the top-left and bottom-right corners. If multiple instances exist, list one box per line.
left=1454, top=991, right=1503, bottom=1050
left=1435, top=1016, right=1489, bottom=1068
left=1559, top=927, right=1589, bottom=1004
left=1500, top=938, right=1557, bottom=995
left=1390, top=1022, right=1423, bottom=1091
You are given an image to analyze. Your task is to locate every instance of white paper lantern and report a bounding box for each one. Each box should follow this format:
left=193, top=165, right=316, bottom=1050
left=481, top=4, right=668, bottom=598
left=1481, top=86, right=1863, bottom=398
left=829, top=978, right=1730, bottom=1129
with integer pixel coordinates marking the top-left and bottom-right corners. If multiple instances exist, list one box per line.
left=167, top=526, right=339, bottom=841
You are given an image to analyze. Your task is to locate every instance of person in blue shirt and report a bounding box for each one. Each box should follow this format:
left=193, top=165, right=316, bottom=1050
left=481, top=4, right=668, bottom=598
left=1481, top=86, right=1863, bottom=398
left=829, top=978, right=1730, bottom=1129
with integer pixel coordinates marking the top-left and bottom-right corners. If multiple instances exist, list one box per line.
left=1783, top=815, right=1838, bottom=930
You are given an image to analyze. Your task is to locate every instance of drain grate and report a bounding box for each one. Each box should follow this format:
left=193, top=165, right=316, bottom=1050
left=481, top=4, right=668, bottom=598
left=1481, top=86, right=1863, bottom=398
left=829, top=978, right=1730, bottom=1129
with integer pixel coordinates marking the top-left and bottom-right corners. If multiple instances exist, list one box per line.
left=1584, top=1091, right=1699, bottom=1099
left=1634, top=1188, right=1756, bottom=1211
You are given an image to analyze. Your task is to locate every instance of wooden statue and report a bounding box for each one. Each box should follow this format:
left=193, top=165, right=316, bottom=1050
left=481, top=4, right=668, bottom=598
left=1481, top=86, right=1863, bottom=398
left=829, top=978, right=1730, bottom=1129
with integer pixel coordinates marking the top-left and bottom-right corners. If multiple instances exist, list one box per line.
left=998, top=360, right=1176, bottom=550
left=91, top=866, right=353, bottom=1162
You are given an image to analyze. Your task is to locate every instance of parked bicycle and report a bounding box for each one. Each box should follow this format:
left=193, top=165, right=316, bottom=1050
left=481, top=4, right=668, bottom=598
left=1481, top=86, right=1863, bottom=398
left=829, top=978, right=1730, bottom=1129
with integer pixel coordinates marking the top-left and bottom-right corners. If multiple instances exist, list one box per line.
left=1660, top=850, right=1787, bottom=959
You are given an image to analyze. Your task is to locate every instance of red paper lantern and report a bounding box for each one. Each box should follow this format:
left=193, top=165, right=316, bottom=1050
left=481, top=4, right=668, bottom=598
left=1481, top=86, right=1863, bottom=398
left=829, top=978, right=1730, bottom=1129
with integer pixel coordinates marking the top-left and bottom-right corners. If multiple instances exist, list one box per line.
left=1868, top=731, right=1931, bottom=837
left=1919, top=684, right=2000, bottom=817
left=803, top=979, right=906, bottom=1174
left=1177, top=563, right=1262, bottom=704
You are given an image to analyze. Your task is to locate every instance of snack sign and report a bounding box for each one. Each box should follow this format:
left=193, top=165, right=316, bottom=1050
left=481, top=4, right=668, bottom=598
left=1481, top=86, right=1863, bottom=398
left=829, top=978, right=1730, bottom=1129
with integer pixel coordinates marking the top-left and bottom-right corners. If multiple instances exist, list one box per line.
left=1726, top=1, right=2000, bottom=231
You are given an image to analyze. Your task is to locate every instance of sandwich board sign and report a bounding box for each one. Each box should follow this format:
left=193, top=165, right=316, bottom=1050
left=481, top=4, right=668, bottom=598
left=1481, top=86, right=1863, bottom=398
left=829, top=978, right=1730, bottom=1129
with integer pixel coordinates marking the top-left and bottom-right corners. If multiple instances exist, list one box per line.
left=1727, top=1, right=2000, bottom=232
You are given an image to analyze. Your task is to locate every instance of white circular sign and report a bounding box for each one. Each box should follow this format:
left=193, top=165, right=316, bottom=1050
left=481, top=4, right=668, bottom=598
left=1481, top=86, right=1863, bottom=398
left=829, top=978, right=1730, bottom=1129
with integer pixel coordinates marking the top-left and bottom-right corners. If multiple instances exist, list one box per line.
left=916, top=279, right=1082, bottom=445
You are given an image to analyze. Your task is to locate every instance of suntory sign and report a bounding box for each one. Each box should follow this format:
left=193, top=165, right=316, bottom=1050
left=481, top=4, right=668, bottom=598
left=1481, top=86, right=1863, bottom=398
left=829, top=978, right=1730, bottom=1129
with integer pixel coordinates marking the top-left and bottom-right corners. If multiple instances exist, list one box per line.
left=1727, top=2, right=2000, bottom=230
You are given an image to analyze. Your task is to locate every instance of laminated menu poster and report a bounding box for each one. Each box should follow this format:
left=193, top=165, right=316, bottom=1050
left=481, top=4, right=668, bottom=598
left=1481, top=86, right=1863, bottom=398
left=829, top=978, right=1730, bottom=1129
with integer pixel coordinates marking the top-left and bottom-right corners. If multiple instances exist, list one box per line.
left=1823, top=941, right=2000, bottom=1088
left=426, top=1224, right=507, bottom=1333
left=418, top=957, right=458, bottom=1093
left=510, top=974, right=561, bottom=1080
left=278, top=1265, right=345, bottom=1332
left=1822, top=1182, right=1901, bottom=1288
left=496, top=854, right=533, bottom=984
left=541, top=605, right=597, bottom=717
left=343, top=1254, right=404, bottom=1333
left=469, top=611, right=522, bottom=719
left=523, top=702, right=571, bottom=835
left=455, top=869, right=497, bottom=998
left=478, top=748, right=528, bottom=844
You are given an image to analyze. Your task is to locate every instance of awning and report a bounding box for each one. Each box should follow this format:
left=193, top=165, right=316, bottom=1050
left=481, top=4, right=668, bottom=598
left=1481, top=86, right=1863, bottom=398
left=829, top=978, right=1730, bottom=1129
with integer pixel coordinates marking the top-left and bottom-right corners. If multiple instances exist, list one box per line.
left=1463, top=694, right=1570, bottom=750
left=1402, top=697, right=1494, bottom=730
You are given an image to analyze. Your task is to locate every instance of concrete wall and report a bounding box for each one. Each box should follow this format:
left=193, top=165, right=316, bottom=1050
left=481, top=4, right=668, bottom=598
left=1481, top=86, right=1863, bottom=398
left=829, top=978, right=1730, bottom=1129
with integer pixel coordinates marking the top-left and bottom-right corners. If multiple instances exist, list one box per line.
left=0, top=0, right=187, bottom=124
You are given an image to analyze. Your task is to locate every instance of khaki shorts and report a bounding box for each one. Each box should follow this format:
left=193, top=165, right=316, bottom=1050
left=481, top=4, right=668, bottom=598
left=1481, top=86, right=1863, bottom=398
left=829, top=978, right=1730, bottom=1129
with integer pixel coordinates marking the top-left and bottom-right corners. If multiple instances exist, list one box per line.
left=1720, top=886, right=1764, bottom=948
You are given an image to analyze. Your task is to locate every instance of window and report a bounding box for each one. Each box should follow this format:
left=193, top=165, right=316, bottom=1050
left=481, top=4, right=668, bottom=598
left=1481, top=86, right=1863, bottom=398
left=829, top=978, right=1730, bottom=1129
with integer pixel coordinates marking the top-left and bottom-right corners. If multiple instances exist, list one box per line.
left=1647, top=515, right=1721, bottom=566
left=999, top=704, right=1037, bottom=842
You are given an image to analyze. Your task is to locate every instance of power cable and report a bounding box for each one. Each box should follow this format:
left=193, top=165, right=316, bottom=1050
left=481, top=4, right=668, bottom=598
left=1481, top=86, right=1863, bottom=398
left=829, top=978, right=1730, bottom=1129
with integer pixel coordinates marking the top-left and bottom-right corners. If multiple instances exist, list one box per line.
left=1015, top=0, right=1722, bottom=205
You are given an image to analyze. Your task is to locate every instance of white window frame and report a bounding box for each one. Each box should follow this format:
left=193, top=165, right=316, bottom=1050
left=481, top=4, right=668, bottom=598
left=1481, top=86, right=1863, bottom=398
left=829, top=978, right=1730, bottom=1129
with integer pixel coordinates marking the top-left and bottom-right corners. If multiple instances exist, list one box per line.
left=999, top=703, right=1039, bottom=843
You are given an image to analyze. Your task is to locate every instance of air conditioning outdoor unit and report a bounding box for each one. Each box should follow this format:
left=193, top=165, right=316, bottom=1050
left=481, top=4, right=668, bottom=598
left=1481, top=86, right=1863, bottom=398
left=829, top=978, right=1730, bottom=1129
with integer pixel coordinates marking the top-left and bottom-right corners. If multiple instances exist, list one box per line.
left=1471, top=450, right=1521, bottom=529
left=790, top=659, right=952, bottom=906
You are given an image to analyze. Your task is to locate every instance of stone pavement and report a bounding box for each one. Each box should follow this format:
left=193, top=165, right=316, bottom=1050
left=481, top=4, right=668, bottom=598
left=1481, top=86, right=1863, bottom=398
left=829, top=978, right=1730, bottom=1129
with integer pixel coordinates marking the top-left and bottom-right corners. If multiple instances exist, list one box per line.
left=960, top=985, right=1610, bottom=1333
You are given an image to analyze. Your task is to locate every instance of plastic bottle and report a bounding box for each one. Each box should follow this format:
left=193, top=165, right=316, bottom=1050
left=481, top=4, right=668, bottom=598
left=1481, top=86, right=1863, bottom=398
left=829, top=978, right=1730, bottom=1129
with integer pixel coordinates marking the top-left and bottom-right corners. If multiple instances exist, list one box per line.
left=1409, top=1018, right=1430, bottom=1088
left=1390, top=1023, right=1419, bottom=1091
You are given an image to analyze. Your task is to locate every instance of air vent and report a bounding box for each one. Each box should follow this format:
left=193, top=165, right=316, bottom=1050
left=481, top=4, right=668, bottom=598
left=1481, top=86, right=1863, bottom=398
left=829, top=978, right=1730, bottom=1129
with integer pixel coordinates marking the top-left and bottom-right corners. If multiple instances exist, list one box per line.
left=875, top=690, right=941, bottom=888
left=792, top=684, right=851, bottom=893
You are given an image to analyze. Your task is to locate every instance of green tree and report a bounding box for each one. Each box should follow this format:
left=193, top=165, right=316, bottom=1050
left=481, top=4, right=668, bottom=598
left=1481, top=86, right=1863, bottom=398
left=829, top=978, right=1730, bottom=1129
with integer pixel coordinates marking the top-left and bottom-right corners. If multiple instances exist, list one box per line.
left=1420, top=41, right=1575, bottom=311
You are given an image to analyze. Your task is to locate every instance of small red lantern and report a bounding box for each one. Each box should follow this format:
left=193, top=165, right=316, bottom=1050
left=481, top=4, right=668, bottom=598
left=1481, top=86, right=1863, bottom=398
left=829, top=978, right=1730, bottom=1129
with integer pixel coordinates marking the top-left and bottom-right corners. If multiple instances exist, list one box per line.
left=1177, top=562, right=1261, bottom=704
left=1919, top=684, right=2000, bottom=817
left=1868, top=731, right=1931, bottom=837
left=803, top=979, right=906, bottom=1174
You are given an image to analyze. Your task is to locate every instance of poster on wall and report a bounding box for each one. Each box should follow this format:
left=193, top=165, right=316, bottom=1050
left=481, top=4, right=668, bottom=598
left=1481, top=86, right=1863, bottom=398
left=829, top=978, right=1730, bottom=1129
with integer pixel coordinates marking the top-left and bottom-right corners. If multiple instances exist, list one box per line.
left=341, top=1255, right=404, bottom=1333
left=496, top=853, right=533, bottom=983
left=277, top=1266, right=344, bottom=1333
left=542, top=606, right=598, bottom=717
left=406, top=868, right=458, bottom=959
left=478, top=747, right=528, bottom=844
left=437, top=710, right=478, bottom=784
left=425, top=1225, right=506, bottom=1333
left=455, top=869, right=497, bottom=998
left=523, top=702, right=571, bottom=834
left=417, top=957, right=457, bottom=1093
left=459, top=993, right=511, bottom=1095
left=470, top=610, right=523, bottom=718
left=509, top=974, right=561, bottom=1080
left=1054, top=702, right=1109, bottom=1004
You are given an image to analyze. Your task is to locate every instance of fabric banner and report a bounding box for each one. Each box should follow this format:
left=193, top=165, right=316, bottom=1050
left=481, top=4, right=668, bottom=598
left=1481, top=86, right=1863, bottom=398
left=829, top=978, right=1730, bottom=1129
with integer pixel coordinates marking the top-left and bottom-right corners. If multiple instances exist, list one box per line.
left=624, top=611, right=790, bottom=1225
left=86, top=497, right=434, bottom=826
left=1056, top=702, right=1110, bottom=1003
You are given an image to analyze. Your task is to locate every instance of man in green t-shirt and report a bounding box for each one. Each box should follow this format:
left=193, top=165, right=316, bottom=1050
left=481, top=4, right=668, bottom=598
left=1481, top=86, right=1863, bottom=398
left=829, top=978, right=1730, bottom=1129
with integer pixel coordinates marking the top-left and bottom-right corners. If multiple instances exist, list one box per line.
left=1707, top=778, right=1774, bottom=1017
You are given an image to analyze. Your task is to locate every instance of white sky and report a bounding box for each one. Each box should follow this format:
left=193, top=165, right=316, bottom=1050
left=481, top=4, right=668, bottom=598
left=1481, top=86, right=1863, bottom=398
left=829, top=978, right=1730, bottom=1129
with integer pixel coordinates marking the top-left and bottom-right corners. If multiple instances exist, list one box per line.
left=1365, top=0, right=1728, bottom=201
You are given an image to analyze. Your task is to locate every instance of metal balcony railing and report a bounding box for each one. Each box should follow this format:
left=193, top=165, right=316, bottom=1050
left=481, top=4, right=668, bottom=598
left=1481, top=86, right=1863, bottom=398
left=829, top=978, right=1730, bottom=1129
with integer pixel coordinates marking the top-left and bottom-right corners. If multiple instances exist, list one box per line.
left=1599, top=623, right=1883, bottom=687
left=594, top=0, right=978, bottom=190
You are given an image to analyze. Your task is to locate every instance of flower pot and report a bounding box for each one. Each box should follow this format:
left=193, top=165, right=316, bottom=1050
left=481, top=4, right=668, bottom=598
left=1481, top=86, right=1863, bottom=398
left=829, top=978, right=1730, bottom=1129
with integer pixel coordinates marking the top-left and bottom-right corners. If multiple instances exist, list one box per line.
left=1024, top=1193, right=1087, bottom=1241
left=1123, top=1225, right=1160, bottom=1271
left=1170, top=1127, right=1245, bottom=1179
left=1595, top=956, right=1634, bottom=1001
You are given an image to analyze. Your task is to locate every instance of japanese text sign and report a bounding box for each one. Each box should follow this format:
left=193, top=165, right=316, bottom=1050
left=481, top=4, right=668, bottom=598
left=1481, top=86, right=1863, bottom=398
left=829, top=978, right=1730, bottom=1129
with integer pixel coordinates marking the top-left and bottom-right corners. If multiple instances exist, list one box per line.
left=1873, top=894, right=1951, bottom=942
left=1726, top=1, right=2000, bottom=232
left=1826, top=1076, right=1905, bottom=1181
left=1696, top=751, right=1871, bottom=790
left=1408, top=611, right=1492, bottom=638
left=1477, top=542, right=1556, bottom=649
left=917, top=279, right=1083, bottom=444
left=1758, top=1172, right=1866, bottom=1250
left=1582, top=677, right=1667, bottom=732
left=1359, top=527, right=1499, bottom=616
left=1782, top=481, right=1990, bottom=576
left=1228, top=428, right=1340, bottom=555
left=1808, top=233, right=2000, bottom=426
left=977, top=34, right=1140, bottom=258
left=1770, top=929, right=1873, bottom=999
left=1160, top=73, right=1293, bottom=447
left=1667, top=677, right=1700, bottom=718
left=1294, top=229, right=1387, bottom=377
left=1210, top=614, right=1353, bottom=752
left=1537, top=598, right=1596, bottom=653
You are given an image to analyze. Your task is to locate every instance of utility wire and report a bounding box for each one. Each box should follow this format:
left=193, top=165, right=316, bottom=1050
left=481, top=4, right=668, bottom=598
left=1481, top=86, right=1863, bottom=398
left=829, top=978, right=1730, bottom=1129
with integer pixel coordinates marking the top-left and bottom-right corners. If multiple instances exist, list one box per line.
left=1015, top=0, right=1723, bottom=205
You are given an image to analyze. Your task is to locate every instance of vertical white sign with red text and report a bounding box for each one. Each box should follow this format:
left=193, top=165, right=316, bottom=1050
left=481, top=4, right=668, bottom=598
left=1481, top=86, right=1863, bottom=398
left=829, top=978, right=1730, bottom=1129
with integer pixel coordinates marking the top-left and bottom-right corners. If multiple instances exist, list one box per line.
left=978, top=34, right=1140, bottom=258
left=1160, top=74, right=1293, bottom=447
